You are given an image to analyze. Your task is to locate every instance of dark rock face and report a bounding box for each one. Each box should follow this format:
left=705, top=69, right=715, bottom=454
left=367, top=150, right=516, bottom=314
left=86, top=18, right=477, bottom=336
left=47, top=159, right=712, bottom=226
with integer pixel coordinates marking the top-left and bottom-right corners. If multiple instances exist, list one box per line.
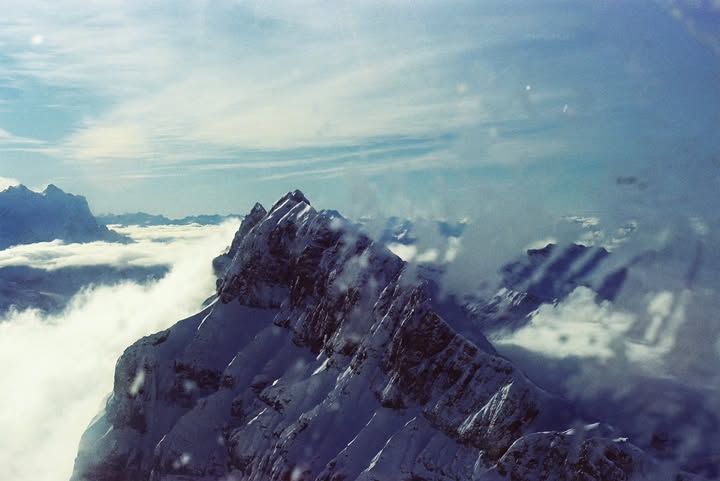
left=0, top=184, right=127, bottom=249
left=70, top=191, right=701, bottom=481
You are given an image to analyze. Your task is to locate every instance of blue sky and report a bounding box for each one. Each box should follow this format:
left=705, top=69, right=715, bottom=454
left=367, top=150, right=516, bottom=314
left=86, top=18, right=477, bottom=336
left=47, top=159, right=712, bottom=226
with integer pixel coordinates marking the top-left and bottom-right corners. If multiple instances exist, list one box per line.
left=0, top=0, right=719, bottom=219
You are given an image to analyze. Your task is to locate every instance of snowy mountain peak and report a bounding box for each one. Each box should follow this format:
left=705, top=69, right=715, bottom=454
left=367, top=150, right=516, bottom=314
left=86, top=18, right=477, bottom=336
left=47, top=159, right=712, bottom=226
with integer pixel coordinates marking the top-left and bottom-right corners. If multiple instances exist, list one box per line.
left=270, top=189, right=310, bottom=212
left=71, top=192, right=703, bottom=481
left=246, top=202, right=268, bottom=227
left=212, top=201, right=270, bottom=277
left=214, top=190, right=393, bottom=311
left=249, top=201, right=266, bottom=214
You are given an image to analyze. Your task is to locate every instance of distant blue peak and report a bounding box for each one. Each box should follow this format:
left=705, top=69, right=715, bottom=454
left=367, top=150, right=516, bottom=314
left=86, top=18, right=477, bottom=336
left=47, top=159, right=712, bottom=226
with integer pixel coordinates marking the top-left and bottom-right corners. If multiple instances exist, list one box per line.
left=7, top=184, right=31, bottom=192
left=43, top=184, right=65, bottom=195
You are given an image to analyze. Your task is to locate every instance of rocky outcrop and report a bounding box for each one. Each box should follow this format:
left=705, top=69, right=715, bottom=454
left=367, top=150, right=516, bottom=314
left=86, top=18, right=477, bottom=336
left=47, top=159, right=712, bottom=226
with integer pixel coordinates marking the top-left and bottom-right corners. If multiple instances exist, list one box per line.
left=71, top=191, right=701, bottom=481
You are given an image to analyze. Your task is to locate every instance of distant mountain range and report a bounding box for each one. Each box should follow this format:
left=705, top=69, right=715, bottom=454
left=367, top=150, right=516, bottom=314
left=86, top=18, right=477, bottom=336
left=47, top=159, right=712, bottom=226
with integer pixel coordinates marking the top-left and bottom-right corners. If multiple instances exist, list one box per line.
left=97, top=212, right=241, bottom=226
left=368, top=216, right=467, bottom=245
left=0, top=184, right=127, bottom=249
left=0, top=184, right=179, bottom=314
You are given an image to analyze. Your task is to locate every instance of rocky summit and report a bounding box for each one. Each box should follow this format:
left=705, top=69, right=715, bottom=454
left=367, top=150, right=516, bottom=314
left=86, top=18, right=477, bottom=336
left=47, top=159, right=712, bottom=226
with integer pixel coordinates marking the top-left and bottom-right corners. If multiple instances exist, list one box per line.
left=71, top=191, right=701, bottom=481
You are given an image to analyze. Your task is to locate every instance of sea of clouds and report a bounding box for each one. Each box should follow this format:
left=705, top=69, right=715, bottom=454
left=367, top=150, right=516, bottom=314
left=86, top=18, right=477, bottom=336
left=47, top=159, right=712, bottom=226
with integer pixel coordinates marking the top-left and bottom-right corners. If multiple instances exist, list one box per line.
left=0, top=219, right=239, bottom=481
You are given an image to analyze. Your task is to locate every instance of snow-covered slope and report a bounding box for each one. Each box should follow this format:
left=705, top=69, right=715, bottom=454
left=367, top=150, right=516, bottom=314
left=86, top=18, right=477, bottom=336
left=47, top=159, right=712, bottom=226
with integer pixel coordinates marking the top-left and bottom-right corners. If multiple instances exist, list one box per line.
left=71, top=191, right=701, bottom=481
left=0, top=184, right=126, bottom=249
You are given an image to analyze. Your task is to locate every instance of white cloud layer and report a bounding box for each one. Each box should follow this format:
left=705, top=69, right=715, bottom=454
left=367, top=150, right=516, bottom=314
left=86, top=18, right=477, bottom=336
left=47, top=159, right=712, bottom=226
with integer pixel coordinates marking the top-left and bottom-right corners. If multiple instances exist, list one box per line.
left=0, top=220, right=239, bottom=481
left=497, top=287, right=635, bottom=360
left=497, top=286, right=697, bottom=371
left=0, top=176, right=20, bottom=191
left=0, top=221, right=239, bottom=270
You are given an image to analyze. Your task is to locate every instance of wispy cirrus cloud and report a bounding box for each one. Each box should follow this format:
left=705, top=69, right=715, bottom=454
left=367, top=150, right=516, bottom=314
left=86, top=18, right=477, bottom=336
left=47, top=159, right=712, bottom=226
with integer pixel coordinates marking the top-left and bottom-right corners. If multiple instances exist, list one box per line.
left=0, top=221, right=239, bottom=270
left=0, top=0, right=596, bottom=178
left=1, top=2, right=477, bottom=160
left=0, top=128, right=46, bottom=146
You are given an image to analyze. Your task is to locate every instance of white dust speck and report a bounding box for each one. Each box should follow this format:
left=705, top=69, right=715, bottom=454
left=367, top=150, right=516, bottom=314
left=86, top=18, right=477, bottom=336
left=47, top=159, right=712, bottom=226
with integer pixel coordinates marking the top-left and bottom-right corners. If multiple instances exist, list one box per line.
left=129, top=369, right=145, bottom=396
left=290, top=465, right=304, bottom=481
left=172, top=452, right=192, bottom=469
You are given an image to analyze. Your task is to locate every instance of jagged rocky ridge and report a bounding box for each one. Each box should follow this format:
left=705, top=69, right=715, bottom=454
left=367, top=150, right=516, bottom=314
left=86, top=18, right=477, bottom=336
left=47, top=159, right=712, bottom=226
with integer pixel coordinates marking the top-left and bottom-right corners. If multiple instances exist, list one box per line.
left=0, top=184, right=126, bottom=249
left=71, top=191, right=701, bottom=481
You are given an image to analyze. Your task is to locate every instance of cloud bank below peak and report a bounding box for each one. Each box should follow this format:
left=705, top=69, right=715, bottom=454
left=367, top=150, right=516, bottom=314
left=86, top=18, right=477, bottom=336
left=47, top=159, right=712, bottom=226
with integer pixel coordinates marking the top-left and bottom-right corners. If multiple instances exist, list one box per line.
left=0, top=220, right=240, bottom=481
left=0, top=221, right=240, bottom=271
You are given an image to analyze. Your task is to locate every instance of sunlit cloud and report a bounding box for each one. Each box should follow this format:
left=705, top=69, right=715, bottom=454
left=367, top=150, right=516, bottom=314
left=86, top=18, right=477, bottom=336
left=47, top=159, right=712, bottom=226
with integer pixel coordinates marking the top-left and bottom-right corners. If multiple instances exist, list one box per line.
left=523, top=237, right=557, bottom=250
left=0, top=221, right=239, bottom=270
left=496, top=285, right=695, bottom=370
left=1, top=2, right=480, bottom=161
left=0, top=0, right=603, bottom=185
left=497, top=287, right=636, bottom=360
left=0, top=176, right=20, bottom=191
